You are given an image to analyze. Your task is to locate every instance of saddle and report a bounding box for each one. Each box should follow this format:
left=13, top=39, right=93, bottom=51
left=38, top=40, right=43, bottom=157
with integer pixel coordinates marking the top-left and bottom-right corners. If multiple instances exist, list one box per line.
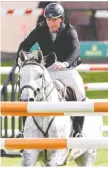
left=54, top=80, right=84, bottom=137
left=53, top=80, right=77, bottom=101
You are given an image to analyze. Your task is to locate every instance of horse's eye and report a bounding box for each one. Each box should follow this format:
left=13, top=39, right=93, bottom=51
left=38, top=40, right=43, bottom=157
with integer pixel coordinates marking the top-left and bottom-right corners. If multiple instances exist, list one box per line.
left=39, top=74, right=42, bottom=78
left=18, top=75, right=21, bottom=79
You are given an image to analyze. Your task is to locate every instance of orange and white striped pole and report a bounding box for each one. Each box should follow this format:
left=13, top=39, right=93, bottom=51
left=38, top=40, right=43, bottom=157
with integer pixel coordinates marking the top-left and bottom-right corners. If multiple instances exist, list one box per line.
left=84, top=82, right=108, bottom=91
left=0, top=101, right=108, bottom=116
left=1, top=138, right=108, bottom=149
left=76, top=64, right=108, bottom=72
left=1, top=8, right=44, bottom=16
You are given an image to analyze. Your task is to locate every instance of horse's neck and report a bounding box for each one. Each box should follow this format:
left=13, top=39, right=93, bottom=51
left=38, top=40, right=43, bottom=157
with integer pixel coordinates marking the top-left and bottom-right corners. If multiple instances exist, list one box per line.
left=47, top=86, right=59, bottom=101
left=44, top=79, right=59, bottom=101
left=44, top=69, right=59, bottom=102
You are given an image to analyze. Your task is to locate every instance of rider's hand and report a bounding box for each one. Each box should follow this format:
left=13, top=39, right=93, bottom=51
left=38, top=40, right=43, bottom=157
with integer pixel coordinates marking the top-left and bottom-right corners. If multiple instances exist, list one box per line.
left=53, top=62, right=69, bottom=70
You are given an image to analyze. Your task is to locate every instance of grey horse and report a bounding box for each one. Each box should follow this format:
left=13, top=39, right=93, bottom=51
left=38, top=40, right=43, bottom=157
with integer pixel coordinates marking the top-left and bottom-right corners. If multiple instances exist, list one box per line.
left=18, top=50, right=102, bottom=166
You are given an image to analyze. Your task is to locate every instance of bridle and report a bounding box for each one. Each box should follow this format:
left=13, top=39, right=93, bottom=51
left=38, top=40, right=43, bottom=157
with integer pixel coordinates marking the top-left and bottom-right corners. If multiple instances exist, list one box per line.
left=19, top=59, right=56, bottom=161
left=19, top=59, right=54, bottom=101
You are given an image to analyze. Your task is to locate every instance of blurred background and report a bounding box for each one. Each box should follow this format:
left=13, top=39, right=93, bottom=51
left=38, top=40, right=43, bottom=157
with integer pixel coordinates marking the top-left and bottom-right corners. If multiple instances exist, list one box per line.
left=0, top=1, right=108, bottom=167
left=1, top=1, right=108, bottom=63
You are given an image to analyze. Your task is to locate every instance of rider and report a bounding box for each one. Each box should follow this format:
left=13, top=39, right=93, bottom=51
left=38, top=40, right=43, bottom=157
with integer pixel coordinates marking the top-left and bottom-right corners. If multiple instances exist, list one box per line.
left=16, top=3, right=86, bottom=136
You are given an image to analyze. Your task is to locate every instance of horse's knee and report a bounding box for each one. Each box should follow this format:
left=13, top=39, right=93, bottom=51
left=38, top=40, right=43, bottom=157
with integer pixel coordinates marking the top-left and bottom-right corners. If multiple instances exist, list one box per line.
left=74, top=149, right=96, bottom=166
left=22, top=157, right=33, bottom=166
left=45, top=160, right=51, bottom=166
left=46, top=150, right=69, bottom=166
left=22, top=150, right=37, bottom=166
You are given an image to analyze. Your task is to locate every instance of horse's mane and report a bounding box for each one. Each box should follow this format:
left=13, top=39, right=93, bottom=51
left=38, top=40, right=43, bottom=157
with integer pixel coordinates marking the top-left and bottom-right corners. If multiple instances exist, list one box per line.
left=19, top=50, right=57, bottom=68
left=25, top=50, right=45, bottom=65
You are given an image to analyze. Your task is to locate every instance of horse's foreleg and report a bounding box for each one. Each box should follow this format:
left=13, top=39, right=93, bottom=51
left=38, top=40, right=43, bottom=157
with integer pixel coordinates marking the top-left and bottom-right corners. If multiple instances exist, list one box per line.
left=74, top=149, right=96, bottom=166
left=22, top=116, right=41, bottom=166
left=46, top=149, right=69, bottom=166
left=22, top=149, right=40, bottom=166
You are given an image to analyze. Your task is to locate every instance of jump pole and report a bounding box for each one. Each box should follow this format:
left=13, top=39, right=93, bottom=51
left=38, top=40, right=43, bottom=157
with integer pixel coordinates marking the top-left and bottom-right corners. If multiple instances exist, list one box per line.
left=1, top=138, right=108, bottom=149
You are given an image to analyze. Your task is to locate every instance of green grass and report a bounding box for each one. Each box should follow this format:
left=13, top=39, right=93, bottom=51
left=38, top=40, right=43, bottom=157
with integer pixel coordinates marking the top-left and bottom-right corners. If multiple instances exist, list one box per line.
left=1, top=60, right=15, bottom=67
left=80, top=72, right=108, bottom=83
left=1, top=60, right=108, bottom=166
left=1, top=75, right=8, bottom=84
left=0, top=152, right=47, bottom=167
left=86, top=91, right=108, bottom=98
left=94, top=149, right=108, bottom=166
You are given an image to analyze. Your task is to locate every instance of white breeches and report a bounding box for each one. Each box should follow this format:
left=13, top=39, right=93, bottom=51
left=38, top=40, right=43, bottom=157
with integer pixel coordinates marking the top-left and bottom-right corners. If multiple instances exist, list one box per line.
left=47, top=65, right=85, bottom=101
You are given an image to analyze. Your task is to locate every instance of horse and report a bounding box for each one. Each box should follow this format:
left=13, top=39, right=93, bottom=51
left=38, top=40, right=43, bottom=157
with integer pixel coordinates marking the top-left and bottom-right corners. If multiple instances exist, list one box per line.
left=18, top=50, right=102, bottom=166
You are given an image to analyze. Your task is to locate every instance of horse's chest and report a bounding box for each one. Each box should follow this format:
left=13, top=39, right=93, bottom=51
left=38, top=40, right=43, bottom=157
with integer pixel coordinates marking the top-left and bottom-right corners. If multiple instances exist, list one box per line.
left=38, top=117, right=58, bottom=137
left=36, top=117, right=71, bottom=138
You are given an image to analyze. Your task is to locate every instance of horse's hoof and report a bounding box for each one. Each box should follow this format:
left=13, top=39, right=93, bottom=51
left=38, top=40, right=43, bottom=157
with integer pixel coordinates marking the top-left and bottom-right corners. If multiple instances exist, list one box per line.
left=46, top=162, right=50, bottom=166
left=46, top=160, right=58, bottom=167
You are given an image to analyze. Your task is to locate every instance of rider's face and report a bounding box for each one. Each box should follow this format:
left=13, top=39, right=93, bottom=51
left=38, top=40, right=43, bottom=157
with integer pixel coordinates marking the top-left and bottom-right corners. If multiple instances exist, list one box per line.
left=46, top=17, right=62, bottom=32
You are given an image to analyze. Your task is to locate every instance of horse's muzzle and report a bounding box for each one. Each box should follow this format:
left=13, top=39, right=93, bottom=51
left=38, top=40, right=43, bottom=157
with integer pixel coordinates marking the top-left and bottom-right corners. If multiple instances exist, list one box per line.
left=20, top=98, right=34, bottom=102
left=29, top=98, right=34, bottom=101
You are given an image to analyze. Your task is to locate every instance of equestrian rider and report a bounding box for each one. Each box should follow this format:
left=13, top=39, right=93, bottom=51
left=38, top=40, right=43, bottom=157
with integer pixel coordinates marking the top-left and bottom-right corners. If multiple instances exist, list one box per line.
left=16, top=3, right=86, bottom=134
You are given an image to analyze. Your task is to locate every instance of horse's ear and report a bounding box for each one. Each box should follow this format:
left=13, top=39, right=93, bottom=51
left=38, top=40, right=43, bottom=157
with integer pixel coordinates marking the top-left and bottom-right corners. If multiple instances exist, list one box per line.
left=19, top=50, right=28, bottom=62
left=37, top=50, right=44, bottom=63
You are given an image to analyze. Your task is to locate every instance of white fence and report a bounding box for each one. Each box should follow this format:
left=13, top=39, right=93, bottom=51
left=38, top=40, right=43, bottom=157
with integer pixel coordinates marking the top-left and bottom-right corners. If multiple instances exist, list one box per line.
left=1, top=64, right=108, bottom=74
left=1, top=82, right=108, bottom=92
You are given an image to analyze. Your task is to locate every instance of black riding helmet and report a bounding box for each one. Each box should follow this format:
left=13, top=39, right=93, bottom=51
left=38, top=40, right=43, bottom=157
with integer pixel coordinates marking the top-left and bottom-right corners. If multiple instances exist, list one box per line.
left=44, top=3, right=65, bottom=18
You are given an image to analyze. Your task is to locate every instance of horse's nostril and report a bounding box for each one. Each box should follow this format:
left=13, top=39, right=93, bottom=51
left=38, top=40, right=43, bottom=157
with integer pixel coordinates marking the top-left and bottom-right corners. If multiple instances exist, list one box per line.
left=29, top=98, right=34, bottom=101
left=37, top=88, right=40, bottom=92
left=20, top=99, right=28, bottom=102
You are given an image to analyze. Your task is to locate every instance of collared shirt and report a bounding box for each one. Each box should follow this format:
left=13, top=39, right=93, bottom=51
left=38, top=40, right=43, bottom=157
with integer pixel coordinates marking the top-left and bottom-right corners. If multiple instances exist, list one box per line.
left=49, top=29, right=57, bottom=42
left=49, top=24, right=63, bottom=42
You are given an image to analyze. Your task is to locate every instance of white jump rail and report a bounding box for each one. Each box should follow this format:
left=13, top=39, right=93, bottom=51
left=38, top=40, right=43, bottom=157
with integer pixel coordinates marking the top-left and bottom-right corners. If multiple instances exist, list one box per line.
left=1, top=101, right=108, bottom=116
left=1, top=64, right=108, bottom=74
left=0, top=83, right=108, bottom=92
left=1, top=138, right=108, bottom=149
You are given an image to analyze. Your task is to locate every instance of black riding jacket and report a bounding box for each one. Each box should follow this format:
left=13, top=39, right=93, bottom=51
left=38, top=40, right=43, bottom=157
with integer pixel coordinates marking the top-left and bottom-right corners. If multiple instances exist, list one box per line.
left=17, top=21, right=82, bottom=67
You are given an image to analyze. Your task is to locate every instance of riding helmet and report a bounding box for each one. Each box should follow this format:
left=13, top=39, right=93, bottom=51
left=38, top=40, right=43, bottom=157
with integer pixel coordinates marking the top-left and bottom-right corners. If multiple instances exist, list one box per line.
left=44, top=3, right=65, bottom=18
